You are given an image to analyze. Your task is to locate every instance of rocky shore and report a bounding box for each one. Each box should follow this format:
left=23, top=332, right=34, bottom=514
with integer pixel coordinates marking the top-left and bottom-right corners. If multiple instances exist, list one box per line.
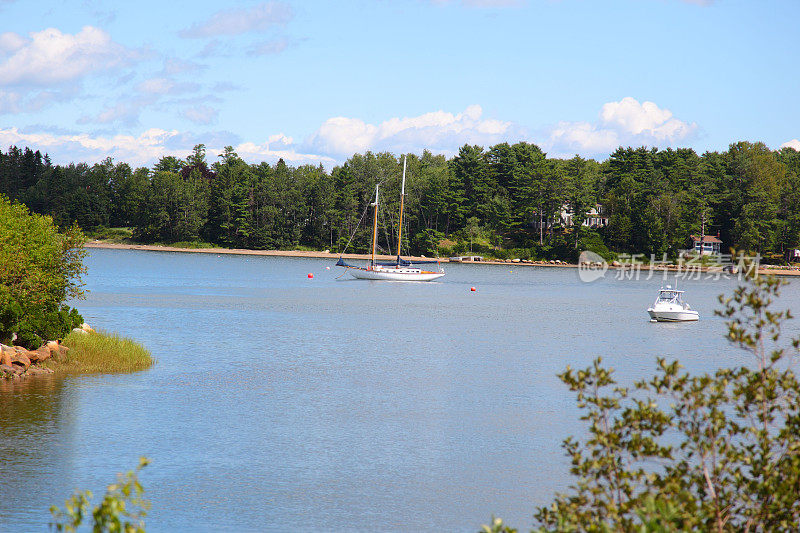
left=1, top=341, right=63, bottom=379
left=0, top=323, right=94, bottom=380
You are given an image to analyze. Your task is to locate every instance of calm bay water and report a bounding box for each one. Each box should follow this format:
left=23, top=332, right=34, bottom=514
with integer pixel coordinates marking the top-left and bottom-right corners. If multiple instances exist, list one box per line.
left=1, top=248, right=798, bottom=532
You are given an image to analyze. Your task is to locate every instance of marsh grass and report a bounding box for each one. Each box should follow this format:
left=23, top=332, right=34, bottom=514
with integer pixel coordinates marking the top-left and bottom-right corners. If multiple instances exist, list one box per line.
left=51, top=330, right=154, bottom=374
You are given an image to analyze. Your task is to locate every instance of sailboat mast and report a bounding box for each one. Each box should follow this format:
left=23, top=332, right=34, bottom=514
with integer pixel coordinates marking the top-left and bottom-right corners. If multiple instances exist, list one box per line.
left=396, top=156, right=407, bottom=264
left=370, top=184, right=379, bottom=268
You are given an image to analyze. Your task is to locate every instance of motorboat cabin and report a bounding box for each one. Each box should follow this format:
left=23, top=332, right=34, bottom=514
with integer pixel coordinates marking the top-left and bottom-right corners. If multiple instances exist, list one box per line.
left=647, top=286, right=699, bottom=322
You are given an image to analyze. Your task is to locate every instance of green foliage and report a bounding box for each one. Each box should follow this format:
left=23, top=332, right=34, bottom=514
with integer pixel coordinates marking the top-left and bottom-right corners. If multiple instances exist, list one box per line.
left=2, top=142, right=800, bottom=261
left=86, top=227, right=134, bottom=241
left=50, top=457, right=150, bottom=532
left=0, top=195, right=86, bottom=345
left=481, top=516, right=518, bottom=533
left=412, top=228, right=445, bottom=256
left=15, top=305, right=83, bottom=349
left=526, top=265, right=800, bottom=532
left=0, top=286, right=22, bottom=344
left=579, top=231, right=613, bottom=261
left=134, top=169, right=207, bottom=243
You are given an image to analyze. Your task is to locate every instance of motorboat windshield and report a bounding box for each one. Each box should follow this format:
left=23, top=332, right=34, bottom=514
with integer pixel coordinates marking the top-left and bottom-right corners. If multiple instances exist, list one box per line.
left=655, top=289, right=683, bottom=304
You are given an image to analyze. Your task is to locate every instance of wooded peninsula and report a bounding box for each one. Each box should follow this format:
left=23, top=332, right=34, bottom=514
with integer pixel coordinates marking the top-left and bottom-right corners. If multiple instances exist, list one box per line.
left=1, top=141, right=799, bottom=263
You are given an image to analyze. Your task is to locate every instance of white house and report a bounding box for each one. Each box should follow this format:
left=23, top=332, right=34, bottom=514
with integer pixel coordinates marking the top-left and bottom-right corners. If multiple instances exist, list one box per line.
left=559, top=204, right=608, bottom=229
left=690, top=234, right=722, bottom=255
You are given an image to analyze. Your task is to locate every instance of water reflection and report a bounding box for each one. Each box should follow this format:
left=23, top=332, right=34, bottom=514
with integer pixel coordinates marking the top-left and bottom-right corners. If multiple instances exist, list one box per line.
left=0, top=375, right=74, bottom=527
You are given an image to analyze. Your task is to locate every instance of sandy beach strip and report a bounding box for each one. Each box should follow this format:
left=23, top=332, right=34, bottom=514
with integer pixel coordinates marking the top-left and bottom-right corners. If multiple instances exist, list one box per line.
left=83, top=241, right=434, bottom=262
left=83, top=242, right=800, bottom=276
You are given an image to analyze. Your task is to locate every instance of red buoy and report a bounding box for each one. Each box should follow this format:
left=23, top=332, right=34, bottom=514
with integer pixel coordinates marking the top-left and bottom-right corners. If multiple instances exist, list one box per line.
left=470, top=286, right=476, bottom=292
left=308, top=273, right=314, bottom=279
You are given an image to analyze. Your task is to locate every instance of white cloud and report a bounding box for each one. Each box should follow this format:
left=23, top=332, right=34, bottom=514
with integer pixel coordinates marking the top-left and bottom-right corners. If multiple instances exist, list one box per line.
left=78, top=100, right=145, bottom=126
left=182, top=105, right=218, bottom=125
left=308, top=117, right=377, bottom=156
left=0, top=86, right=78, bottom=116
left=160, top=58, right=203, bottom=76
left=601, top=98, right=670, bottom=136
left=548, top=121, right=620, bottom=154
left=305, top=105, right=520, bottom=158
left=2, top=99, right=699, bottom=167
left=248, top=37, right=289, bottom=56
left=0, top=32, right=25, bottom=53
left=544, top=97, right=697, bottom=157
left=0, top=26, right=133, bottom=86
left=137, top=77, right=176, bottom=95
left=0, top=126, right=335, bottom=168
left=180, top=2, right=293, bottom=38
left=95, top=105, right=137, bottom=124
left=4, top=108, right=503, bottom=168
left=212, top=81, right=240, bottom=92
left=0, top=127, right=181, bottom=165
left=600, top=97, right=694, bottom=141
left=781, top=139, right=800, bottom=151
left=135, top=77, right=199, bottom=95
left=0, top=90, right=21, bottom=113
left=236, top=134, right=337, bottom=167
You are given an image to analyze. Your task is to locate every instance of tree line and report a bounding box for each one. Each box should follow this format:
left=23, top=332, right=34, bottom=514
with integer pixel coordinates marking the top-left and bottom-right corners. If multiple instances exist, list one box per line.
left=1, top=141, right=799, bottom=261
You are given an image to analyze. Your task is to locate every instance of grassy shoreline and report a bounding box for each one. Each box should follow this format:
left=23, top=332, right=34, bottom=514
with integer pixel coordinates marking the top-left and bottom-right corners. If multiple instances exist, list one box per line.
left=46, top=330, right=154, bottom=374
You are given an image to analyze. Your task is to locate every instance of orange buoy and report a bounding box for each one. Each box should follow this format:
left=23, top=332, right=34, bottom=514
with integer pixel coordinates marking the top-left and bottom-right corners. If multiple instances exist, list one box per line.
left=308, top=273, right=314, bottom=279
left=470, top=286, right=476, bottom=292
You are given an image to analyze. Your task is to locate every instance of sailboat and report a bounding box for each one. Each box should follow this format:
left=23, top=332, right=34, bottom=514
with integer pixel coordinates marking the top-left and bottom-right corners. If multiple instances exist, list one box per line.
left=336, top=156, right=445, bottom=281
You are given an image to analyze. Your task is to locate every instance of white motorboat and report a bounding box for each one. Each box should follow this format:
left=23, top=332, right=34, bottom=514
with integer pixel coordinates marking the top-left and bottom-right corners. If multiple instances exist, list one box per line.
left=647, top=286, right=699, bottom=322
left=336, top=155, right=445, bottom=282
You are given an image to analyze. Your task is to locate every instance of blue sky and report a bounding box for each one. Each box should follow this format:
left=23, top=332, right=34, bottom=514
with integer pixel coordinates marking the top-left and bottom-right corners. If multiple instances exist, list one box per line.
left=0, top=0, right=798, bottom=167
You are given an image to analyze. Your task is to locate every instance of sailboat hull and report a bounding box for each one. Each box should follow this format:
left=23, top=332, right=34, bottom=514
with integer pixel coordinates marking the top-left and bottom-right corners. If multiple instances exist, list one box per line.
left=347, top=267, right=444, bottom=281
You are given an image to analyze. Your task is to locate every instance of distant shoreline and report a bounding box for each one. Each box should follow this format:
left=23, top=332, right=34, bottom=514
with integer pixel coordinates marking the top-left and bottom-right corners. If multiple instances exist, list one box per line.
left=84, top=242, right=800, bottom=276
left=82, top=241, right=576, bottom=267
left=83, top=241, right=443, bottom=262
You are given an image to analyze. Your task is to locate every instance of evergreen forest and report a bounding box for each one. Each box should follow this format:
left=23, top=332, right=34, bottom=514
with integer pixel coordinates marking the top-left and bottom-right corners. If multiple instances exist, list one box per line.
left=1, top=141, right=799, bottom=262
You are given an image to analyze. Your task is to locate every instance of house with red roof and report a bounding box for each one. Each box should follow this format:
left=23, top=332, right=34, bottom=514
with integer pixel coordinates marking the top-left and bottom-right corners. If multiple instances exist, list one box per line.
left=690, top=234, right=722, bottom=255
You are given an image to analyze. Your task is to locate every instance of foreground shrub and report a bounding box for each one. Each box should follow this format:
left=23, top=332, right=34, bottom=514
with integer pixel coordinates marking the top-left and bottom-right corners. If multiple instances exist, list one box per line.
left=535, top=269, right=800, bottom=531
left=15, top=305, right=83, bottom=349
left=0, top=195, right=86, bottom=345
left=51, top=457, right=149, bottom=532
left=484, top=266, right=800, bottom=532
